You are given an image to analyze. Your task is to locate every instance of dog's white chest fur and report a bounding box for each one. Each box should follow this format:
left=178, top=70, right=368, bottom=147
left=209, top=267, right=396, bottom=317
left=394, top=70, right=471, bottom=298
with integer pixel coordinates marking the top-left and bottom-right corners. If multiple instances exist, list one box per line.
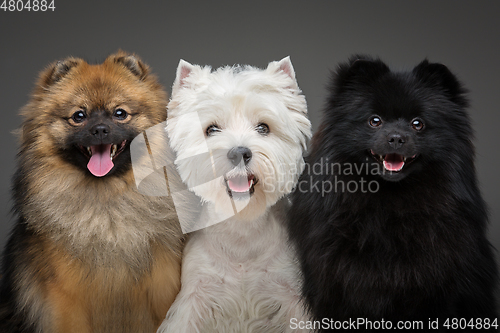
left=160, top=201, right=304, bottom=332
left=159, top=203, right=307, bottom=333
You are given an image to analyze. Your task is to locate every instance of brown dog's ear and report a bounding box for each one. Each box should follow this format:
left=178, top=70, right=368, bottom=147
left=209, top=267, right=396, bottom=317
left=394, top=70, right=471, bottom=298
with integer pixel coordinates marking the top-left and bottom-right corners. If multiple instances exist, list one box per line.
left=111, top=51, right=149, bottom=80
left=42, top=57, right=82, bottom=87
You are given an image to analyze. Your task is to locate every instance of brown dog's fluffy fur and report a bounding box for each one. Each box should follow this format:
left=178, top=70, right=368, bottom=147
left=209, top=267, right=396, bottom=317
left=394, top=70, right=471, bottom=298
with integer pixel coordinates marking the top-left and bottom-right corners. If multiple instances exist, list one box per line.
left=0, top=52, right=183, bottom=332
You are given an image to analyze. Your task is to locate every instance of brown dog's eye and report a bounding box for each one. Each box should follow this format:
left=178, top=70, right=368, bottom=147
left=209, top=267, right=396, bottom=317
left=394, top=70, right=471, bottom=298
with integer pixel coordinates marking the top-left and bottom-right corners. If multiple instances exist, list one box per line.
left=369, top=116, right=382, bottom=128
left=206, top=124, right=221, bottom=137
left=113, top=108, right=128, bottom=120
left=256, top=123, right=270, bottom=135
left=411, top=118, right=424, bottom=131
left=71, top=110, right=87, bottom=123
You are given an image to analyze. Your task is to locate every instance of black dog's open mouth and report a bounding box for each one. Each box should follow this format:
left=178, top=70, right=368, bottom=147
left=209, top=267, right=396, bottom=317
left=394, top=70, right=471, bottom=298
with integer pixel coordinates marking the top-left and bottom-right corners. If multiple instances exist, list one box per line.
left=77, top=140, right=128, bottom=177
left=370, top=150, right=417, bottom=172
left=224, top=174, right=258, bottom=198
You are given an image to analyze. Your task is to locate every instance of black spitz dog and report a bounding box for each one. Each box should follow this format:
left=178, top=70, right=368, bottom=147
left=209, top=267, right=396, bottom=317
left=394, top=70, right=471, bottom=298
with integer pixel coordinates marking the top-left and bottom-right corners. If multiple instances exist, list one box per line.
left=287, top=55, right=498, bottom=332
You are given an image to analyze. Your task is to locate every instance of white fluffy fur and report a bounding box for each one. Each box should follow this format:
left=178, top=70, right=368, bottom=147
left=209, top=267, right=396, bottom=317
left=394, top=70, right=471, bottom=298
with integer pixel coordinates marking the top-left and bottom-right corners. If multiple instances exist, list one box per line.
left=158, top=58, right=312, bottom=333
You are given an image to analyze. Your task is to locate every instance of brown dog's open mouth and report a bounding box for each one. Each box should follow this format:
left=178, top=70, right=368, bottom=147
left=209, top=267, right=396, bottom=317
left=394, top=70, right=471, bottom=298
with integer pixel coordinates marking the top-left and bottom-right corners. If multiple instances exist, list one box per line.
left=224, top=174, right=258, bottom=198
left=370, top=150, right=417, bottom=172
left=78, top=140, right=127, bottom=177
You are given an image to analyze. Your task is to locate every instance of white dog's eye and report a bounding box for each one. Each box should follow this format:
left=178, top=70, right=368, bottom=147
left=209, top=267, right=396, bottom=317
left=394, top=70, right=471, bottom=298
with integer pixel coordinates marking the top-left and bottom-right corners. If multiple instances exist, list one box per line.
left=255, top=123, right=270, bottom=135
left=206, top=124, right=222, bottom=137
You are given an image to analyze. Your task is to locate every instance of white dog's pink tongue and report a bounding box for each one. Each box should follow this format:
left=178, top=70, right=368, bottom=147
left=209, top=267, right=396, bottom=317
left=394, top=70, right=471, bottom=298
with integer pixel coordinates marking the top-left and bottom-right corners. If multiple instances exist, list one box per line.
left=383, top=153, right=405, bottom=172
left=87, top=144, right=114, bottom=177
left=227, top=176, right=252, bottom=193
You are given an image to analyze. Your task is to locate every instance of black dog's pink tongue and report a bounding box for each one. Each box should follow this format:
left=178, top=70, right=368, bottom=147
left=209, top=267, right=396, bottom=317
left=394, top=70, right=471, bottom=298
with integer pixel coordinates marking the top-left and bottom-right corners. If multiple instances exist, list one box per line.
left=87, top=144, right=114, bottom=177
left=383, top=153, right=405, bottom=172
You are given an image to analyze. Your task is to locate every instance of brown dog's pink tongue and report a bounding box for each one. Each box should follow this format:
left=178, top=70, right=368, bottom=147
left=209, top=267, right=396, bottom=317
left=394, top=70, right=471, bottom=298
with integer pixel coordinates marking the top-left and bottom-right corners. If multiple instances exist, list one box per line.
left=87, top=144, right=114, bottom=177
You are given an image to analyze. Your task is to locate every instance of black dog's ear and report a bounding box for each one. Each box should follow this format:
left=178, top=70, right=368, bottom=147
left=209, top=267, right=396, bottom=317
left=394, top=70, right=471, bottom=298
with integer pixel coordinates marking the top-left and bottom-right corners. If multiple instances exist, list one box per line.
left=109, top=51, right=149, bottom=80
left=413, top=60, right=468, bottom=107
left=41, top=57, right=82, bottom=87
left=348, top=55, right=390, bottom=78
left=332, top=55, right=390, bottom=94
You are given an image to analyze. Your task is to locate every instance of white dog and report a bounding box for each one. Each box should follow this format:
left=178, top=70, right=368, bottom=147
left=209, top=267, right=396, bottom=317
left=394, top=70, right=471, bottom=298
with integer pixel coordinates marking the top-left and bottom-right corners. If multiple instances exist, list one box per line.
left=158, top=57, right=312, bottom=333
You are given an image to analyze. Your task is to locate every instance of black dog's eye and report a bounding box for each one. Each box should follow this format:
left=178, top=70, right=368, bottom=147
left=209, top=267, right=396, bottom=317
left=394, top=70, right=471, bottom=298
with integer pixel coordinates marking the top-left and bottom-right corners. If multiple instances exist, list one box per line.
left=113, top=108, right=128, bottom=120
left=369, top=116, right=382, bottom=128
left=411, top=118, right=424, bottom=131
left=71, top=110, right=87, bottom=123
left=256, top=123, right=270, bottom=135
left=206, top=124, right=221, bottom=137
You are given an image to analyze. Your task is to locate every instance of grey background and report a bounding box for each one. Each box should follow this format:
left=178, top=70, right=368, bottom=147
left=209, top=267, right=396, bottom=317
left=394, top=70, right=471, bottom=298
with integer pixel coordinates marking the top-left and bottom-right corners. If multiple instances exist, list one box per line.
left=1, top=0, right=499, bottom=294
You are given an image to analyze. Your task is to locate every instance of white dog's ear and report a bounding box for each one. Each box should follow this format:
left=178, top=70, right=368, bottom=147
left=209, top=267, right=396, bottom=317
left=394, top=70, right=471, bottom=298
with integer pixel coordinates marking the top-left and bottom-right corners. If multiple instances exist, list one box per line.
left=173, top=59, right=195, bottom=95
left=277, top=56, right=296, bottom=81
left=268, top=56, right=298, bottom=89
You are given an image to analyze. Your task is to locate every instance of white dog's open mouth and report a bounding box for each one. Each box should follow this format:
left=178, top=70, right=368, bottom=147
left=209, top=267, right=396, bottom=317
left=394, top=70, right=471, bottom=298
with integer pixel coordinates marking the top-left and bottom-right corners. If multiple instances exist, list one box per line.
left=224, top=174, right=258, bottom=198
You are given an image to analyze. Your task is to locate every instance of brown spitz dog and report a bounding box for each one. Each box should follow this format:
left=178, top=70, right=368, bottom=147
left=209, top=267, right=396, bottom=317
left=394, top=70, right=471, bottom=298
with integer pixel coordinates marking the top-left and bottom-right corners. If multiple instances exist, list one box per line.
left=0, top=51, right=183, bottom=333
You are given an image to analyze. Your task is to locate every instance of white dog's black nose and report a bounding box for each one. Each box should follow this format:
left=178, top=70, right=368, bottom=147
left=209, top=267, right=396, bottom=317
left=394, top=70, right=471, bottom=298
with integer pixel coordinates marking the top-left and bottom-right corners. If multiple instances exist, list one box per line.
left=227, top=147, right=252, bottom=166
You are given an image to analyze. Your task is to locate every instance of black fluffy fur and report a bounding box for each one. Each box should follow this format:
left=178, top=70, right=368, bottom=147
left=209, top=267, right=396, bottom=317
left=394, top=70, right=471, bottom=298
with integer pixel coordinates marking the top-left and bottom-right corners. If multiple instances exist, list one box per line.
left=0, top=222, right=37, bottom=333
left=287, top=55, right=498, bottom=332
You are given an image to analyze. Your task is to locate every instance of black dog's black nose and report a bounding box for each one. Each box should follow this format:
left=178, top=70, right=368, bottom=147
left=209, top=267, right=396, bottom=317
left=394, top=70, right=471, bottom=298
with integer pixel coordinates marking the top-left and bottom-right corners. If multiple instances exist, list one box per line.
left=90, top=124, right=110, bottom=140
left=227, top=147, right=252, bottom=166
left=387, top=133, right=405, bottom=149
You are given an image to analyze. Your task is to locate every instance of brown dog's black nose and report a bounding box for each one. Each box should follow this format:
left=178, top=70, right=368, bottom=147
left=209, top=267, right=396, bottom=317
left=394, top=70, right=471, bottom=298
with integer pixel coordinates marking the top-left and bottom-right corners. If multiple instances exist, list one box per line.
left=387, top=133, right=405, bottom=149
left=227, top=147, right=252, bottom=166
left=90, top=124, right=110, bottom=140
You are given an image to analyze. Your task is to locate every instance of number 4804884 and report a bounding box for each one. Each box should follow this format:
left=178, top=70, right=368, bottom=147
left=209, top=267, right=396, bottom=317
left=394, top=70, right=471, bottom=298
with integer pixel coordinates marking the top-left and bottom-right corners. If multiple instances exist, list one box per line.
left=443, top=318, right=498, bottom=330
left=1, top=0, right=56, bottom=11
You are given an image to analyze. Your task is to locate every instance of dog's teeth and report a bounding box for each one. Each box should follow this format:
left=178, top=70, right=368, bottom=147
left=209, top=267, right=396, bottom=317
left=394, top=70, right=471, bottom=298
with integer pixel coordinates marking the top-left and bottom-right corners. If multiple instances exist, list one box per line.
left=111, top=144, right=117, bottom=158
left=87, top=147, right=92, bottom=156
left=404, top=157, right=407, bottom=162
